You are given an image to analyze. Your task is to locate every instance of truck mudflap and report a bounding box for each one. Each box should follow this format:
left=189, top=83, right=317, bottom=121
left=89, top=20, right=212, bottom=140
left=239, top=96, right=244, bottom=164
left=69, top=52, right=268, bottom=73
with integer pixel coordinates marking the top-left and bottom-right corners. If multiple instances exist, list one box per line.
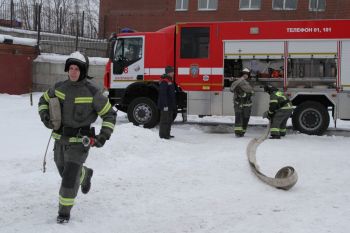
left=246, top=123, right=298, bottom=190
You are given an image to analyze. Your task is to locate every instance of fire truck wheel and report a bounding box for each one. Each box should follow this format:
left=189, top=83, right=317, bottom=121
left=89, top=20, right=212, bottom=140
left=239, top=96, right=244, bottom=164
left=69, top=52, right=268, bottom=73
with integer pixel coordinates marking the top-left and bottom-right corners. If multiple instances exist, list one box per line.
left=127, top=97, right=159, bottom=128
left=292, top=101, right=329, bottom=135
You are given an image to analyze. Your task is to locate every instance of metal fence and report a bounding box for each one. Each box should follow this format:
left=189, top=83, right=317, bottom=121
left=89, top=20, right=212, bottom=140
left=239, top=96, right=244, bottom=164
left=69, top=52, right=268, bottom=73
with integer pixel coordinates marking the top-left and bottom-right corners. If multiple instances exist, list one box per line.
left=0, top=0, right=107, bottom=57
left=0, top=0, right=98, bottom=38
left=39, top=34, right=108, bottom=57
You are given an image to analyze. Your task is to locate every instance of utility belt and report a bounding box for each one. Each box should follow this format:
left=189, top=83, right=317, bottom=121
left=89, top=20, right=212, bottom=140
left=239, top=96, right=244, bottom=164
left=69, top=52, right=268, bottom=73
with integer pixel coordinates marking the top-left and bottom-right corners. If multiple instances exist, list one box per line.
left=59, top=126, right=93, bottom=137
left=236, top=92, right=252, bottom=99
left=235, top=98, right=252, bottom=106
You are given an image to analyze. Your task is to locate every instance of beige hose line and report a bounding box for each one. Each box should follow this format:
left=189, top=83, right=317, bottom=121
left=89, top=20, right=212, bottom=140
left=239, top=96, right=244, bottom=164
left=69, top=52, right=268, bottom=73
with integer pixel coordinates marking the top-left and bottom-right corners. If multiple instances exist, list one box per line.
left=246, top=123, right=298, bottom=190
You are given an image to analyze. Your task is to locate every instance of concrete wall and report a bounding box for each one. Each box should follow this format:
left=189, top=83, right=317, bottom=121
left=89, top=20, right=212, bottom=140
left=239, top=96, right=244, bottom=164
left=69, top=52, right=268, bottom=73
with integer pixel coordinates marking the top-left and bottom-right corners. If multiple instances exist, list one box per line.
left=33, top=61, right=106, bottom=91
left=0, top=28, right=108, bottom=57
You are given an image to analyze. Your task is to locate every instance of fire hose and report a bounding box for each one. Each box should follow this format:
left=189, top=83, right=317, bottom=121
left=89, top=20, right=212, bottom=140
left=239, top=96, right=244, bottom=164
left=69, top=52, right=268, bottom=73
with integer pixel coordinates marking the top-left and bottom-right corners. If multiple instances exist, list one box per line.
left=246, top=123, right=298, bottom=190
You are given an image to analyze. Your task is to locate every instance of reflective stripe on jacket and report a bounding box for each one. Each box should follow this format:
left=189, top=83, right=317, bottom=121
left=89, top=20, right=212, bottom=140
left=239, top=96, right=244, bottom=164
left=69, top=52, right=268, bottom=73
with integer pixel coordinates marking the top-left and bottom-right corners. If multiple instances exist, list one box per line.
left=38, top=79, right=116, bottom=141
left=268, top=91, right=292, bottom=115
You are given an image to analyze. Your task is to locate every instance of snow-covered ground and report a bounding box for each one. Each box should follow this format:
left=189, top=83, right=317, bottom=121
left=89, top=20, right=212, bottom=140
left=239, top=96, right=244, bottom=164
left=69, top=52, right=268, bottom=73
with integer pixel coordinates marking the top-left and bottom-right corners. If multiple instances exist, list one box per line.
left=1, top=93, right=350, bottom=233
left=0, top=33, right=37, bottom=46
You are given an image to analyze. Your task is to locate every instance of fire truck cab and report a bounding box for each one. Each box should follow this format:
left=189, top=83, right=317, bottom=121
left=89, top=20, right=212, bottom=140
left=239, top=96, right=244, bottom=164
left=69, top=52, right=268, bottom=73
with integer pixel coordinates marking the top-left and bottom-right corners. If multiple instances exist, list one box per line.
left=104, top=20, right=350, bottom=135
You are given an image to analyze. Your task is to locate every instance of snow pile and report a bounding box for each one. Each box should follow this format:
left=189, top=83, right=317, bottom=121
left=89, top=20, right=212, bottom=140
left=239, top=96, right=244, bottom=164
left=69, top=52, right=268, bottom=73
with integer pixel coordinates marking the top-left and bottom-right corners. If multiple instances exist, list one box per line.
left=0, top=93, right=350, bottom=233
left=34, top=53, right=108, bottom=65
left=0, top=33, right=37, bottom=46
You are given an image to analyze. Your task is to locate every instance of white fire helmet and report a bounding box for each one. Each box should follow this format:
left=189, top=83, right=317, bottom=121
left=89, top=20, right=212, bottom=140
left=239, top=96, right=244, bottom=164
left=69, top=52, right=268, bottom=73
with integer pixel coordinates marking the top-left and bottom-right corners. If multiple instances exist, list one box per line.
left=64, top=51, right=89, bottom=80
left=242, top=68, right=250, bottom=73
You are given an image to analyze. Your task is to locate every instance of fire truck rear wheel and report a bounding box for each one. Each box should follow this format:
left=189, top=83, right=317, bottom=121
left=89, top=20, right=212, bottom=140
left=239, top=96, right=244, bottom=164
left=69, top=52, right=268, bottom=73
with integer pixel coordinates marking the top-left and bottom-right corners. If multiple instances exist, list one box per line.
left=292, top=101, right=329, bottom=135
left=127, top=97, right=159, bottom=128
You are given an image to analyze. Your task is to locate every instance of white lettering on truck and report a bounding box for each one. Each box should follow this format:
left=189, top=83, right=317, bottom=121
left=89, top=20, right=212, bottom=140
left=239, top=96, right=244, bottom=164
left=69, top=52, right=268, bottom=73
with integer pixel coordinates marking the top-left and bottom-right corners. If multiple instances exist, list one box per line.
left=287, top=27, right=332, bottom=33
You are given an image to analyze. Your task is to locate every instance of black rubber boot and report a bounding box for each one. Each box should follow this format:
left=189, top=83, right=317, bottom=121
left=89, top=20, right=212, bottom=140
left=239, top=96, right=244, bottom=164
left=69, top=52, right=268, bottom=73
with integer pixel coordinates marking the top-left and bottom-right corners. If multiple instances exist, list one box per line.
left=81, top=168, right=93, bottom=194
left=269, top=135, right=281, bottom=139
left=57, top=214, right=70, bottom=224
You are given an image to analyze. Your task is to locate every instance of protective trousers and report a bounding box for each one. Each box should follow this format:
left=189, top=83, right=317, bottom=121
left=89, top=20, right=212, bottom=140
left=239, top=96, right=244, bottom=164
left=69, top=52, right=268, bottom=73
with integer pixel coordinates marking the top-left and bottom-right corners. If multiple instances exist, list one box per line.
left=270, top=109, right=293, bottom=137
left=54, top=140, right=91, bottom=216
left=234, top=104, right=251, bottom=136
left=159, top=110, right=173, bottom=139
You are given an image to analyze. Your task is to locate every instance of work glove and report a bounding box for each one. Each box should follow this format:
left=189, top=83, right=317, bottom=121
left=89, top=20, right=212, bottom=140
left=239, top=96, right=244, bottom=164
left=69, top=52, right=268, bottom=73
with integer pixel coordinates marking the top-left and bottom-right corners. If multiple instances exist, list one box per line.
left=40, top=112, right=53, bottom=129
left=262, top=111, right=269, bottom=119
left=163, top=107, right=168, bottom=111
left=94, top=134, right=107, bottom=148
left=268, top=112, right=274, bottom=120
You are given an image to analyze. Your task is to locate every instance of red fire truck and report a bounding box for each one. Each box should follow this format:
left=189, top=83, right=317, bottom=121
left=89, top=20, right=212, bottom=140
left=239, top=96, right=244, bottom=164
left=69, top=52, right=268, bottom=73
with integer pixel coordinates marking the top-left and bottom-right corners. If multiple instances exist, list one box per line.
left=103, top=19, right=350, bottom=135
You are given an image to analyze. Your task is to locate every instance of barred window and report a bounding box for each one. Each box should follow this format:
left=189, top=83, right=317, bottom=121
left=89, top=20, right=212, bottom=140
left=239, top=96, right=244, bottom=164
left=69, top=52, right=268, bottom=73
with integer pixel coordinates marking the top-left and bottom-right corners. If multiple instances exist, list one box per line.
left=240, top=0, right=261, bottom=10
left=198, top=0, right=218, bottom=10
left=176, top=0, right=189, bottom=11
left=309, top=0, right=326, bottom=11
left=273, top=0, right=298, bottom=10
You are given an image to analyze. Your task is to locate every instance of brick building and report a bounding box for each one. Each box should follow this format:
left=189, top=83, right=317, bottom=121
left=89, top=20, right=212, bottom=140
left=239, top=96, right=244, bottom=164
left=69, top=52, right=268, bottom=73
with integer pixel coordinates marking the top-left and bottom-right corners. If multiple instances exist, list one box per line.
left=99, top=0, right=350, bottom=38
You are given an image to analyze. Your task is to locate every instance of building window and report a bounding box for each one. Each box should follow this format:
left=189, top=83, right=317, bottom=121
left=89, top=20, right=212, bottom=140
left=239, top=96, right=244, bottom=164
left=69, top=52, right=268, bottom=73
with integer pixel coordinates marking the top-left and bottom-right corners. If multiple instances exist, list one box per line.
left=240, top=0, right=261, bottom=10
left=198, top=0, right=218, bottom=11
left=309, top=0, right=326, bottom=11
left=273, top=0, right=298, bottom=10
left=176, top=0, right=189, bottom=11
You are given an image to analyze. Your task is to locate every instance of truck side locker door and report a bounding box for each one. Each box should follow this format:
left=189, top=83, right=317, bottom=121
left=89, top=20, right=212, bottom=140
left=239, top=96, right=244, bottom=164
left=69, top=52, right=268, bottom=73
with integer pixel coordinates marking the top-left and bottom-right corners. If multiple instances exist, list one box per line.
left=176, top=24, right=223, bottom=116
left=338, top=40, right=350, bottom=119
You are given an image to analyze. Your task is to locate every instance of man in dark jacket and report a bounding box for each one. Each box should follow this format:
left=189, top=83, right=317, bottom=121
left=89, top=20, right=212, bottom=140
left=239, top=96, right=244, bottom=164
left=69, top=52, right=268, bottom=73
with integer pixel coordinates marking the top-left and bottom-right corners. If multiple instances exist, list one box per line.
left=230, top=68, right=254, bottom=137
left=264, top=85, right=293, bottom=139
left=158, top=66, right=176, bottom=139
left=38, top=51, right=116, bottom=223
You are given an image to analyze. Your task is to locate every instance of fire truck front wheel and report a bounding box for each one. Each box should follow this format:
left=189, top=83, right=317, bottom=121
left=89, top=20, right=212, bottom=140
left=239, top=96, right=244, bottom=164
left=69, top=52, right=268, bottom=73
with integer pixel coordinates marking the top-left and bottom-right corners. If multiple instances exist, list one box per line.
left=292, top=101, right=330, bottom=135
left=127, top=97, right=159, bottom=128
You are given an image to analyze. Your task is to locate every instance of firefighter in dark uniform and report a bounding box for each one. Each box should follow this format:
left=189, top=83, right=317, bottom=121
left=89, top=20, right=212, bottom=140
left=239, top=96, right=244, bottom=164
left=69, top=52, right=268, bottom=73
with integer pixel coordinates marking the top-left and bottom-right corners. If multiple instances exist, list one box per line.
left=158, top=66, right=176, bottom=139
left=230, top=68, right=254, bottom=137
left=263, top=84, right=293, bottom=139
left=38, top=51, right=116, bottom=223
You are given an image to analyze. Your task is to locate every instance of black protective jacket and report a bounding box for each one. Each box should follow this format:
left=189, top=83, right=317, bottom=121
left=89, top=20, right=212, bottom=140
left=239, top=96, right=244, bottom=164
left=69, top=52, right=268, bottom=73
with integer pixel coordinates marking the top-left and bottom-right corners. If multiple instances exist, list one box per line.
left=38, top=78, right=116, bottom=141
left=157, top=74, right=176, bottom=111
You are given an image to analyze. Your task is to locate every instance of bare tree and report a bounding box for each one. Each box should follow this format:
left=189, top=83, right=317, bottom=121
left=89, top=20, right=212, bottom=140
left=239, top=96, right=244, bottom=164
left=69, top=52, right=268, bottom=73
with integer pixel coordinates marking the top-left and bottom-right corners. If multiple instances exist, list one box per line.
left=8, top=0, right=99, bottom=38
left=82, top=0, right=99, bottom=38
left=0, top=0, right=9, bottom=19
left=18, top=0, right=33, bottom=30
left=64, top=0, right=99, bottom=38
left=51, top=0, right=71, bottom=34
left=0, top=0, right=7, bottom=8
